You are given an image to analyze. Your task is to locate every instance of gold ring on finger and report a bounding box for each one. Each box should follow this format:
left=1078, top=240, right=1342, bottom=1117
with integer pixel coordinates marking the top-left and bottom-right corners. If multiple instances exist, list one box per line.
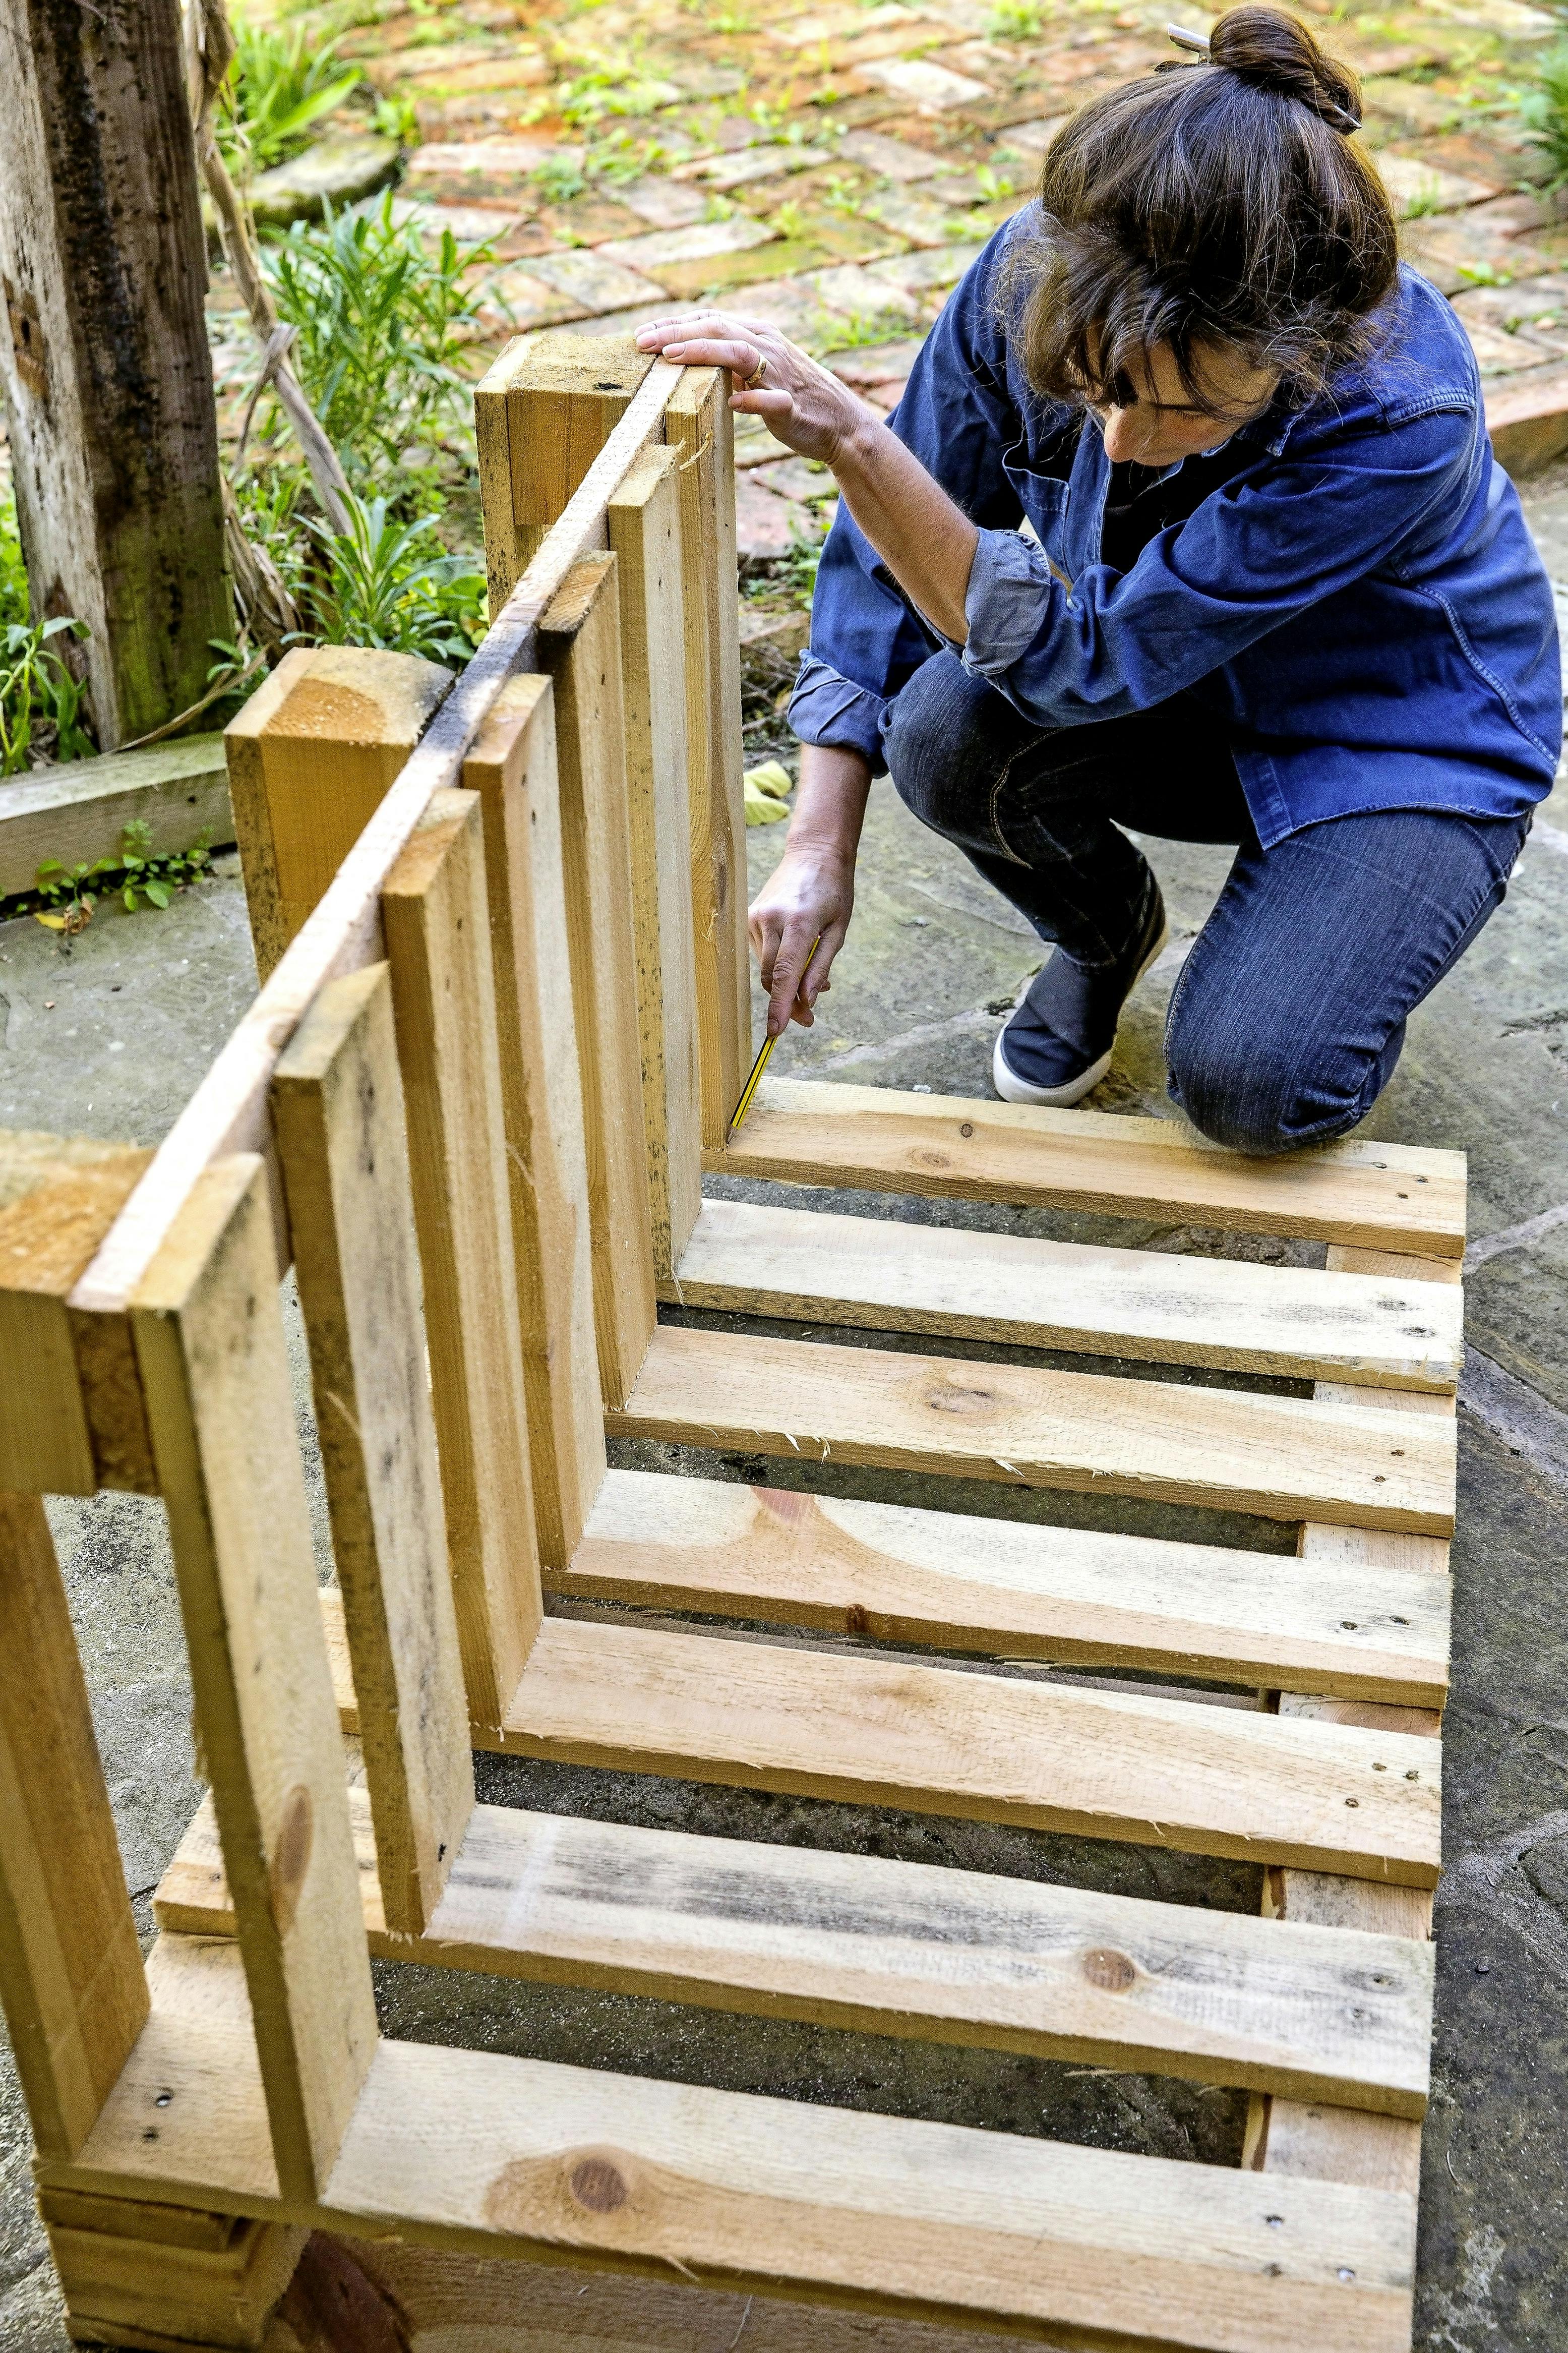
left=744, top=354, right=769, bottom=387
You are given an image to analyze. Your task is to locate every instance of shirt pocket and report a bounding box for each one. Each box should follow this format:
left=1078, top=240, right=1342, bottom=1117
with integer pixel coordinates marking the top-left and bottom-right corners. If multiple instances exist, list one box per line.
left=1001, top=459, right=1072, bottom=580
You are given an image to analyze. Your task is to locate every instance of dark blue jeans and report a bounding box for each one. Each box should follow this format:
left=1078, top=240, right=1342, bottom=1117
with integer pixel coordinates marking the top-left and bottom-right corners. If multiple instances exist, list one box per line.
left=883, top=652, right=1530, bottom=1154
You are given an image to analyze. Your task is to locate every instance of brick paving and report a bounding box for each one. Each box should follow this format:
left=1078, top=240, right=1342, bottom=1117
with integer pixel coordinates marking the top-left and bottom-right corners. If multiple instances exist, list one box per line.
left=264, top=0, right=1568, bottom=555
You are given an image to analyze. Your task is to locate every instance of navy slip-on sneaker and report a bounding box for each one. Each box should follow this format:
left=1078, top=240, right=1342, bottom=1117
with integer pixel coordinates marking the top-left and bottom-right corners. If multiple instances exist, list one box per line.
left=993, top=887, right=1169, bottom=1108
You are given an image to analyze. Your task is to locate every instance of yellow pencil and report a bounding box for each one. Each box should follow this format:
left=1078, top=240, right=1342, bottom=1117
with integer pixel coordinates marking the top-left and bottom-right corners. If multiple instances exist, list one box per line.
left=729, top=936, right=820, bottom=1138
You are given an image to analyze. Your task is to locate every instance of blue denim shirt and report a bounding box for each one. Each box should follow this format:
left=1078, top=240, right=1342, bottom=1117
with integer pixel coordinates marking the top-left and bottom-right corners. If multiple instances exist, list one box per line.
left=791, top=234, right=1561, bottom=847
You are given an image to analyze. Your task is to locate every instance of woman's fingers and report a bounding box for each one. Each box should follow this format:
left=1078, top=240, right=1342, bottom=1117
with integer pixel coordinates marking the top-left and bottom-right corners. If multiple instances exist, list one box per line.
left=765, top=914, right=824, bottom=1034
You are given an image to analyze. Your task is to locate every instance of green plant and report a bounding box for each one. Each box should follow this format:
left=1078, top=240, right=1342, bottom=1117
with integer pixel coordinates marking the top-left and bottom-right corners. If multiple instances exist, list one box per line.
left=817, top=307, right=920, bottom=354
left=1518, top=45, right=1568, bottom=189
left=771, top=198, right=809, bottom=241
left=263, top=194, right=495, bottom=493
left=308, top=491, right=487, bottom=661
left=22, top=821, right=212, bottom=931
left=532, top=152, right=589, bottom=203
left=0, top=618, right=93, bottom=776
left=0, top=488, right=29, bottom=632
left=371, top=89, right=422, bottom=147
left=219, top=16, right=362, bottom=178
left=987, top=0, right=1044, bottom=34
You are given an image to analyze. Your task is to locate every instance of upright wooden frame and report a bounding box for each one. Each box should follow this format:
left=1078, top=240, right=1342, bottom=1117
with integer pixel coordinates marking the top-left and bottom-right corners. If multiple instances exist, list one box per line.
left=0, top=337, right=1463, bottom=2353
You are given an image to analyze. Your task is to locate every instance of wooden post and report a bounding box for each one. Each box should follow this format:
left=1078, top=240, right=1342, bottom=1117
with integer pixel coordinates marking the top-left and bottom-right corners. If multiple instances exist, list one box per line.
left=382, top=791, right=544, bottom=1729
left=461, top=676, right=606, bottom=1570
left=225, top=646, right=454, bottom=981
left=666, top=371, right=750, bottom=1144
left=0, top=1490, right=149, bottom=2164
left=273, top=965, right=475, bottom=1937
left=131, top=1156, right=378, bottom=2205
left=607, top=446, right=703, bottom=1282
left=0, top=0, right=231, bottom=747
left=474, top=334, right=655, bottom=607
left=538, top=557, right=658, bottom=1408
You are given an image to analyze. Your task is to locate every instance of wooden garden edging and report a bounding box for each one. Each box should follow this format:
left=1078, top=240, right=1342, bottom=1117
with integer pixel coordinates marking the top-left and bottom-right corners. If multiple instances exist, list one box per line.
left=0, top=332, right=1457, bottom=2352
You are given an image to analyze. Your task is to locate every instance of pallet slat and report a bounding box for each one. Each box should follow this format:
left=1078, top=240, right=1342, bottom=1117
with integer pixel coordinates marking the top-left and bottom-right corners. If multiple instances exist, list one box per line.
left=555, top=1468, right=1450, bottom=1704
left=672, top=1199, right=1463, bottom=1391
left=713, top=1081, right=1466, bottom=1257
left=63, top=1938, right=1417, bottom=2353
left=610, top=1325, right=1458, bottom=1534
left=159, top=1782, right=1435, bottom=2115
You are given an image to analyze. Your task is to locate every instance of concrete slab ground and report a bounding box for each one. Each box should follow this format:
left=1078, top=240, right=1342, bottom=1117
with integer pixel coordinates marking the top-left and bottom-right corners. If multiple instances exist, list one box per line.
left=9, top=494, right=1568, bottom=2344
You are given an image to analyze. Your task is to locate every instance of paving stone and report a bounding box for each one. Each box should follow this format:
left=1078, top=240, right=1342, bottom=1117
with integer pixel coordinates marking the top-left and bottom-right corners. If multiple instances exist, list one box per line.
left=859, top=54, right=992, bottom=106
left=860, top=239, right=985, bottom=292
left=479, top=264, right=587, bottom=327
left=1377, top=153, right=1497, bottom=215
left=650, top=238, right=840, bottom=299
left=1403, top=211, right=1560, bottom=297
left=735, top=469, right=807, bottom=557
left=836, top=127, right=948, bottom=178
left=749, top=454, right=839, bottom=500
left=673, top=141, right=836, bottom=189
left=733, top=408, right=804, bottom=465
left=993, top=112, right=1070, bottom=161
left=400, top=51, right=553, bottom=93
left=388, top=198, right=533, bottom=250
left=771, top=3, right=933, bottom=48
left=799, top=260, right=923, bottom=319
left=863, top=186, right=980, bottom=247
left=1361, top=74, right=1470, bottom=137
left=248, top=132, right=400, bottom=227
left=596, top=214, right=778, bottom=269
left=1452, top=276, right=1568, bottom=357
left=826, top=333, right=927, bottom=382
left=614, top=173, right=714, bottom=226
left=716, top=277, right=846, bottom=344
left=525, top=248, right=670, bottom=312
left=365, top=40, right=515, bottom=88
left=404, top=136, right=579, bottom=188
left=1461, top=317, right=1564, bottom=374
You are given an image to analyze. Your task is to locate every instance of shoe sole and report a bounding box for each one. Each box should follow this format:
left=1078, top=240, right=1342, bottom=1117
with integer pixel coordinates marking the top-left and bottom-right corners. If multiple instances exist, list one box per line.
left=991, top=918, right=1171, bottom=1109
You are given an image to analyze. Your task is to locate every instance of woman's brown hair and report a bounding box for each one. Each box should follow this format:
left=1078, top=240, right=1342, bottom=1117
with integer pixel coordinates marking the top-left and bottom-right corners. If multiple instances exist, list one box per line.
left=1009, top=5, right=1399, bottom=411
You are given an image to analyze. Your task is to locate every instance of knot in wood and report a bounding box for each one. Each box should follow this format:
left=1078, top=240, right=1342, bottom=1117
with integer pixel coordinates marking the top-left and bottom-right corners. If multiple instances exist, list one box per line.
left=923, top=1380, right=996, bottom=1417
left=569, top=2154, right=630, bottom=2213
left=268, top=1785, right=314, bottom=1938
left=1081, top=1947, right=1136, bottom=1993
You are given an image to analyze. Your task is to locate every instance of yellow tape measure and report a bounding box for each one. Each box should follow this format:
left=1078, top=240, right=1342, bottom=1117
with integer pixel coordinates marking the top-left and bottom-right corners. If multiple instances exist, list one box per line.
left=729, top=937, right=820, bottom=1138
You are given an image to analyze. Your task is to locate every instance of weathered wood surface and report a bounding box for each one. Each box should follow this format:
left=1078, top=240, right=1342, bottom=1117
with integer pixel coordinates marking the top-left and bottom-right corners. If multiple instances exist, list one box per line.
left=672, top=1198, right=1464, bottom=1390
left=475, top=333, right=656, bottom=596
left=273, top=964, right=474, bottom=1936
left=0, top=0, right=230, bottom=746
left=71, top=362, right=682, bottom=1326
left=382, top=792, right=542, bottom=1729
left=610, top=1325, right=1458, bottom=1534
left=0, top=734, right=230, bottom=901
left=461, top=674, right=605, bottom=1569
left=226, top=646, right=452, bottom=979
left=61, top=1938, right=1416, bottom=2353
left=161, top=1780, right=1434, bottom=2114
left=557, top=1468, right=1451, bottom=1704
left=713, top=1081, right=1467, bottom=1257
left=0, top=1491, right=148, bottom=2161
left=130, top=1157, right=377, bottom=2203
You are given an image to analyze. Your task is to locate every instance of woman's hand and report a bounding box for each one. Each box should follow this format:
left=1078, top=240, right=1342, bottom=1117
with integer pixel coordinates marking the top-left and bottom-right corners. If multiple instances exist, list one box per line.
left=750, top=743, right=873, bottom=1037
left=635, top=311, right=870, bottom=467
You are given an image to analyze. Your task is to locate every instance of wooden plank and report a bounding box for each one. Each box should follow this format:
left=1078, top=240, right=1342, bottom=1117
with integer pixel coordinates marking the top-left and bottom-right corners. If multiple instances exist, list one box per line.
left=607, top=444, right=703, bottom=1281
left=0, top=1132, right=151, bottom=1494
left=673, top=1198, right=1464, bottom=1391
left=226, top=646, right=454, bottom=981
left=539, top=557, right=658, bottom=1408
left=481, top=1615, right=1439, bottom=1882
left=714, top=1080, right=1468, bottom=1258
left=472, top=333, right=531, bottom=615
left=555, top=1467, right=1451, bottom=1704
left=130, top=1156, right=378, bottom=2203
left=71, top=360, right=683, bottom=1327
left=63, top=1937, right=1417, bottom=2353
left=0, top=733, right=230, bottom=901
left=610, top=1324, right=1458, bottom=1535
left=667, top=367, right=750, bottom=1146
left=461, top=674, right=605, bottom=1571
left=382, top=790, right=542, bottom=1732
left=161, top=1779, right=1434, bottom=2114
left=272, top=964, right=475, bottom=1936
left=501, top=334, right=656, bottom=575
left=0, top=1490, right=148, bottom=2161
left=46, top=2205, right=302, bottom=2349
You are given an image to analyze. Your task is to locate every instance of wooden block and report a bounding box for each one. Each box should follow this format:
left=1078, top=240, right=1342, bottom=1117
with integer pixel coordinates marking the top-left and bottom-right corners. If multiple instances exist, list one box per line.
left=492, top=333, right=657, bottom=576
left=273, top=964, right=475, bottom=1936
left=1486, top=362, right=1568, bottom=477
left=715, top=1080, right=1468, bottom=1257
left=558, top=1467, right=1451, bottom=1704
left=66, top=1936, right=1417, bottom=2353
left=163, top=1778, right=1434, bottom=2113
left=0, top=1132, right=152, bottom=1493
left=48, top=2207, right=303, bottom=2349
left=461, top=673, right=605, bottom=1571
left=607, top=444, right=703, bottom=1280
left=130, top=1157, right=377, bottom=2203
left=0, top=1491, right=148, bottom=2160
left=673, top=1198, right=1464, bottom=1391
left=72, top=364, right=683, bottom=1332
left=382, top=790, right=543, bottom=1729
left=0, top=732, right=230, bottom=901
left=610, top=1324, right=1458, bottom=1534
left=225, top=646, right=454, bottom=980
left=539, top=556, right=658, bottom=1408
left=666, top=368, right=750, bottom=1146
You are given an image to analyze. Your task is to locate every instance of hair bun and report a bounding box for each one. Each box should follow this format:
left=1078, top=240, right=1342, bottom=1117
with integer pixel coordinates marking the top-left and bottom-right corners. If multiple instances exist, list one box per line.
left=1206, top=4, right=1361, bottom=132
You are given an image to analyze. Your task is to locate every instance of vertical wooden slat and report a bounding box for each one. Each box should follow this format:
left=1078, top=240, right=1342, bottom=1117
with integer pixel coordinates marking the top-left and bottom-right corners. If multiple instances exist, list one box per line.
left=539, top=558, right=659, bottom=1408
left=461, top=676, right=606, bottom=1571
left=131, top=1156, right=377, bottom=2203
left=225, top=646, right=453, bottom=982
left=382, top=790, right=543, bottom=1728
left=666, top=368, right=750, bottom=1144
left=607, top=444, right=703, bottom=1281
left=0, top=1489, right=149, bottom=2162
left=272, top=964, right=475, bottom=1937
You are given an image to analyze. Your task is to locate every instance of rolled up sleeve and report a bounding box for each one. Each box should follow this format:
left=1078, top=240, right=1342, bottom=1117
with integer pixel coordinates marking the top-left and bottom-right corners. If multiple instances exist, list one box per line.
left=787, top=652, right=887, bottom=771
left=960, top=528, right=1058, bottom=681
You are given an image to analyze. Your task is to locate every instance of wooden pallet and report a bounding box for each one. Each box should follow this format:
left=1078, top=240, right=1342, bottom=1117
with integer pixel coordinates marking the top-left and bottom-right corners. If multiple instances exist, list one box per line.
left=0, top=336, right=1456, bottom=2353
